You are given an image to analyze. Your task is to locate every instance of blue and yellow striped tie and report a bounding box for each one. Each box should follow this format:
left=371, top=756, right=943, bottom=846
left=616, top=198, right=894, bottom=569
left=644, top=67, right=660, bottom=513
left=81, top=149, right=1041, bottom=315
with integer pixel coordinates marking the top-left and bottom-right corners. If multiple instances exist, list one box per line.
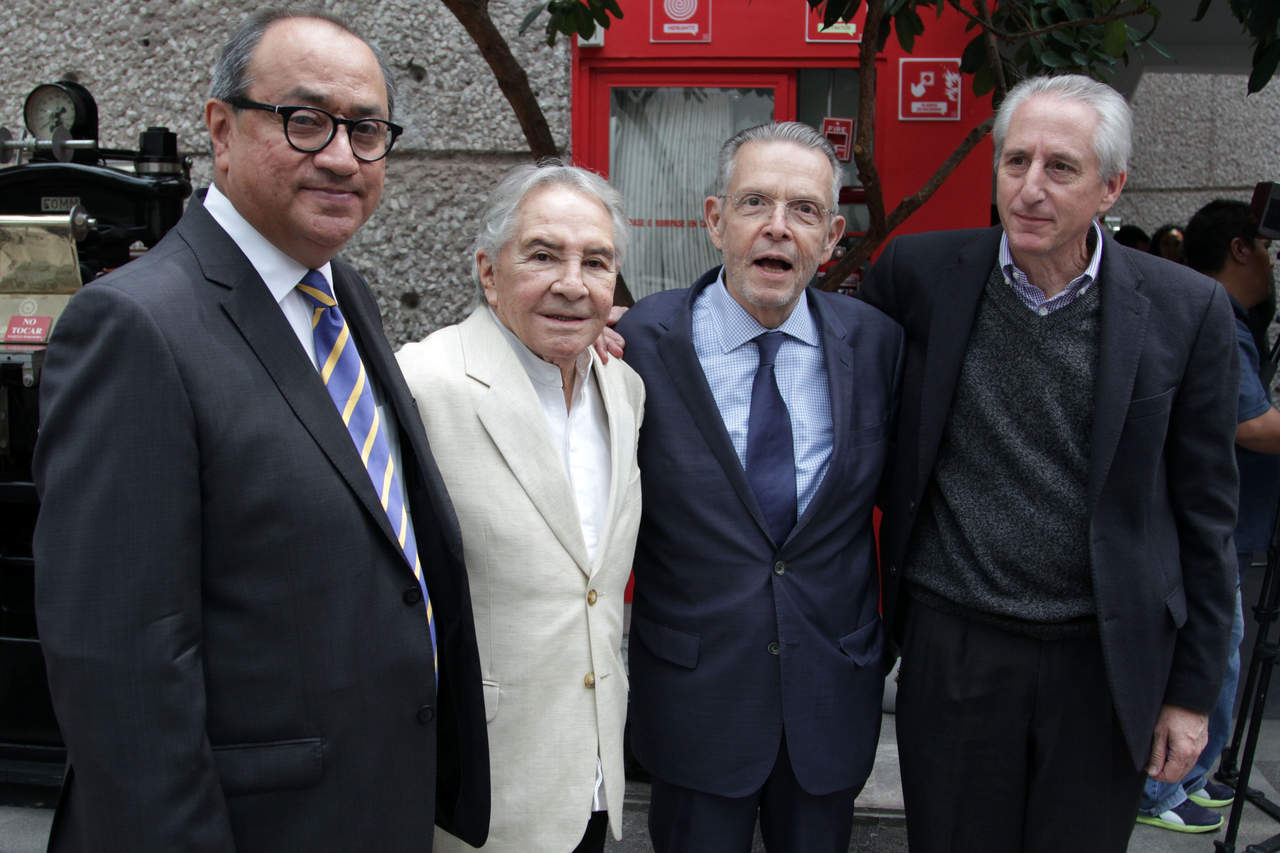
left=297, top=270, right=436, bottom=678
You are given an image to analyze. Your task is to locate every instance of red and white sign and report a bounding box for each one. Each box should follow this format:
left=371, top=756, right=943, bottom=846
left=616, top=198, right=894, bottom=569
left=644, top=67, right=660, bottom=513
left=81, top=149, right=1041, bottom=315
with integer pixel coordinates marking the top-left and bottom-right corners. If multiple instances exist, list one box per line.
left=898, top=58, right=962, bottom=121
left=821, top=117, right=855, bottom=162
left=652, top=0, right=711, bottom=42
left=805, top=2, right=864, bottom=43
left=5, top=315, right=52, bottom=343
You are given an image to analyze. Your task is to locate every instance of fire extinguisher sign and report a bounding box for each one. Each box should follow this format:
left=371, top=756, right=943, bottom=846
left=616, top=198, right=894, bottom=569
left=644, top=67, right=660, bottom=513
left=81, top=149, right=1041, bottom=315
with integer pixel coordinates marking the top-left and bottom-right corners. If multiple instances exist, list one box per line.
left=651, top=0, right=711, bottom=43
left=898, top=58, right=963, bottom=122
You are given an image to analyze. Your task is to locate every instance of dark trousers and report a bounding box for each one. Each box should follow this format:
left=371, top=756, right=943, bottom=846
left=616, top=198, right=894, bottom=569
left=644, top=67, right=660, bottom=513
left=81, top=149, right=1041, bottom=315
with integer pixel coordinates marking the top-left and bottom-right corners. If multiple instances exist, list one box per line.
left=647, top=735, right=857, bottom=853
left=896, top=598, right=1147, bottom=853
left=571, top=811, right=608, bottom=853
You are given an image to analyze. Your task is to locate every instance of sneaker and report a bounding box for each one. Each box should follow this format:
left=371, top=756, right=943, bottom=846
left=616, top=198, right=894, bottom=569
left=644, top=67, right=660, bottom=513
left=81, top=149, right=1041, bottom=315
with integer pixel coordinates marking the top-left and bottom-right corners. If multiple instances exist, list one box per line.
left=1136, top=800, right=1225, bottom=833
left=1188, top=780, right=1236, bottom=808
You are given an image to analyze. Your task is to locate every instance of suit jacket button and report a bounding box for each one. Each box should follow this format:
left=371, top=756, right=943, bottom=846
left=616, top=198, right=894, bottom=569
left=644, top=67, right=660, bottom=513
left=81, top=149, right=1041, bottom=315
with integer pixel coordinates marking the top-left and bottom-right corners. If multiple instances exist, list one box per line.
left=584, top=672, right=596, bottom=688
left=416, top=705, right=435, bottom=724
left=773, top=560, right=786, bottom=575
left=767, top=641, right=781, bottom=655
left=403, top=587, right=423, bottom=605
left=587, top=589, right=598, bottom=605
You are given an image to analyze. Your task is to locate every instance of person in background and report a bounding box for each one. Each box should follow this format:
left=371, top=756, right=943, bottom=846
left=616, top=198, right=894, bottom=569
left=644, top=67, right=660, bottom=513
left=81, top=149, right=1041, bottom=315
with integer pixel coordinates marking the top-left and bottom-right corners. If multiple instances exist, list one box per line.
left=1137, top=198, right=1280, bottom=833
left=1150, top=222, right=1186, bottom=262
left=1115, top=223, right=1151, bottom=251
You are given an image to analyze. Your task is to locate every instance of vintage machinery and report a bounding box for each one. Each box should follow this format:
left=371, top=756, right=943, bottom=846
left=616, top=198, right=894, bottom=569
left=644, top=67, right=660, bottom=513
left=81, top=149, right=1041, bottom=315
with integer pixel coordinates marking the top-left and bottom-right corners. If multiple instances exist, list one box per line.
left=0, top=80, right=191, bottom=784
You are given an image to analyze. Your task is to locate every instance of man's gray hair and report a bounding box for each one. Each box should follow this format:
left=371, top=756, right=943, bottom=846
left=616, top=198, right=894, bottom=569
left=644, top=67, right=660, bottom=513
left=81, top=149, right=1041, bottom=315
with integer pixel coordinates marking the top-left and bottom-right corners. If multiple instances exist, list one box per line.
left=209, top=9, right=398, bottom=119
left=716, top=122, right=844, bottom=208
left=992, top=74, right=1131, bottom=181
left=472, top=160, right=630, bottom=294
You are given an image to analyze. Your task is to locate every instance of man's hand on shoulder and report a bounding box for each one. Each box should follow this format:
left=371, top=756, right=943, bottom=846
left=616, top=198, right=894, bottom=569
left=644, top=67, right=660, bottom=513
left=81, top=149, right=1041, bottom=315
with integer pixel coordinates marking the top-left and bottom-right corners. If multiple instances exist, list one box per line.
left=593, top=305, right=629, bottom=362
left=1146, top=704, right=1209, bottom=782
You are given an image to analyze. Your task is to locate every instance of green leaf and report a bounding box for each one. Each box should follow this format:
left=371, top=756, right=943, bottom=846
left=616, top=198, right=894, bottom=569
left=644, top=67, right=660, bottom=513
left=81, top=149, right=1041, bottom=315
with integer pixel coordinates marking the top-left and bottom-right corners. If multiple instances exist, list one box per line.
left=1103, top=18, right=1128, bottom=56
left=1248, top=39, right=1280, bottom=93
left=960, top=34, right=987, bottom=73
left=972, top=63, right=995, bottom=97
left=1039, top=47, right=1071, bottom=68
left=518, top=2, right=550, bottom=36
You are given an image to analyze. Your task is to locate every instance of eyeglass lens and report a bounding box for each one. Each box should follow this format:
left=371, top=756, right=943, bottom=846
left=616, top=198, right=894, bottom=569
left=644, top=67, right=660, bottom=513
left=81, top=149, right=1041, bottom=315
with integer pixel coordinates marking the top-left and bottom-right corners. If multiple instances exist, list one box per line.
left=285, top=108, right=393, bottom=160
left=732, top=193, right=826, bottom=227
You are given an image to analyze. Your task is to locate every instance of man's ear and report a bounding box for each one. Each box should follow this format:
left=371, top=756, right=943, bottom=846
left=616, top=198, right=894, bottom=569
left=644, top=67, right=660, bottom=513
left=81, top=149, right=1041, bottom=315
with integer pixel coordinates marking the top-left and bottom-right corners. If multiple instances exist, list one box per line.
left=705, top=195, right=725, bottom=251
left=1227, top=236, right=1255, bottom=267
left=205, top=99, right=234, bottom=174
left=477, top=250, right=499, bottom=309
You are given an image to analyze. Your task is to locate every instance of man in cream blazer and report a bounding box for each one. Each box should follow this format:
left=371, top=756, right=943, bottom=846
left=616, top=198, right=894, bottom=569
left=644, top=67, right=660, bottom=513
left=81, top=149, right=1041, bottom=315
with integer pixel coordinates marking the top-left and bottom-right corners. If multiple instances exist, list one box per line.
left=398, top=162, right=643, bottom=853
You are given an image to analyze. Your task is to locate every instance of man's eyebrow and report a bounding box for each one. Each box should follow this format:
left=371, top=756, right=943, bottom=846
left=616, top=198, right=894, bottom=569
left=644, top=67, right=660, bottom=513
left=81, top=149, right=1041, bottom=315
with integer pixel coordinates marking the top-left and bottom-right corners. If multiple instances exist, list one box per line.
left=282, top=86, right=387, bottom=118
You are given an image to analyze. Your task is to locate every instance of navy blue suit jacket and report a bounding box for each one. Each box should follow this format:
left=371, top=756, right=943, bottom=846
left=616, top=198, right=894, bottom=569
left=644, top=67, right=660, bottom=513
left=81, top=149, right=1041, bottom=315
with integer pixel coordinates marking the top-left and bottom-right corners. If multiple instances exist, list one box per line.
left=860, top=226, right=1238, bottom=769
left=618, top=268, right=904, bottom=797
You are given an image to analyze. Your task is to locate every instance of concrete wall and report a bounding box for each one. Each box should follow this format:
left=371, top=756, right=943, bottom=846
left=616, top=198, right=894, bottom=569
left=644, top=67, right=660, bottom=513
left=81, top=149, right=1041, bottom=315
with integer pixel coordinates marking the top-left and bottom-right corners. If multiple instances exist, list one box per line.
left=1111, top=71, right=1280, bottom=239
left=1, top=0, right=570, bottom=347
left=5, top=4, right=1277, bottom=346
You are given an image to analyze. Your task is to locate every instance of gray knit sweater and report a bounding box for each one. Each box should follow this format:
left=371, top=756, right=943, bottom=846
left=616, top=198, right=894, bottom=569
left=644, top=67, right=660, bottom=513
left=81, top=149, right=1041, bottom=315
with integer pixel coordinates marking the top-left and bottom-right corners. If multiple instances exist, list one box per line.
left=905, top=264, right=1102, bottom=627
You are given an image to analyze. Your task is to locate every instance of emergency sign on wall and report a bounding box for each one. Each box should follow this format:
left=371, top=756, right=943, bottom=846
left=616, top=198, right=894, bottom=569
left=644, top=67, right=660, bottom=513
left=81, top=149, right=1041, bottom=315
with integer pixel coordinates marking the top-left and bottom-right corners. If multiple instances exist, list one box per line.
left=652, top=0, right=712, bottom=42
left=805, top=3, right=863, bottom=42
left=898, top=58, right=962, bottom=121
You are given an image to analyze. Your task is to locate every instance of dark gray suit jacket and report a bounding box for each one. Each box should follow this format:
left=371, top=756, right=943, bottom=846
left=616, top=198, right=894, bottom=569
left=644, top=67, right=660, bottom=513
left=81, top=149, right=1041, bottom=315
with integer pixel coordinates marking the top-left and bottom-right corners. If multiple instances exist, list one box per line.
left=33, top=195, right=489, bottom=852
left=861, top=226, right=1239, bottom=769
left=618, top=268, right=904, bottom=798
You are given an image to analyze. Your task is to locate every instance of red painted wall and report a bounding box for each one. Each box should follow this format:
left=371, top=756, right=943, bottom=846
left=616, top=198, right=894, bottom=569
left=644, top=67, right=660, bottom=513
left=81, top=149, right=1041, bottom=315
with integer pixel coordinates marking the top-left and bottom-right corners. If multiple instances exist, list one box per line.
left=571, top=0, right=995, bottom=243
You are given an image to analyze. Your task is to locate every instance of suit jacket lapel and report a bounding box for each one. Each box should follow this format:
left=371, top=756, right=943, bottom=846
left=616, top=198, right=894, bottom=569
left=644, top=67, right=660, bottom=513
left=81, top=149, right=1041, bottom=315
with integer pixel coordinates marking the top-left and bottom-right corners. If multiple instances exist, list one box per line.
left=787, top=291, right=851, bottom=543
left=463, top=309, right=593, bottom=574
left=915, top=228, right=1001, bottom=499
left=179, top=203, right=404, bottom=555
left=657, top=271, right=775, bottom=542
left=1089, top=237, right=1150, bottom=507
left=594, top=356, right=636, bottom=574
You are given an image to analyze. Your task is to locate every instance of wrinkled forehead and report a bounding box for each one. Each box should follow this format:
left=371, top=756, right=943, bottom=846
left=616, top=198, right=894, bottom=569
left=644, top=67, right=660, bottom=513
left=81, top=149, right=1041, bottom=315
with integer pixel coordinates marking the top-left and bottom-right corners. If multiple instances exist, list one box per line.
left=730, top=140, right=835, bottom=200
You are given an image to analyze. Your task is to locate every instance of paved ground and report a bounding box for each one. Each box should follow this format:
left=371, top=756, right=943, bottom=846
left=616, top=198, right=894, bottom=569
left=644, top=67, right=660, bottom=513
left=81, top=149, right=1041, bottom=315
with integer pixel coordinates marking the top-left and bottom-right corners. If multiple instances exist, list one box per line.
left=4, top=712, right=1276, bottom=853
left=5, top=566, right=1278, bottom=852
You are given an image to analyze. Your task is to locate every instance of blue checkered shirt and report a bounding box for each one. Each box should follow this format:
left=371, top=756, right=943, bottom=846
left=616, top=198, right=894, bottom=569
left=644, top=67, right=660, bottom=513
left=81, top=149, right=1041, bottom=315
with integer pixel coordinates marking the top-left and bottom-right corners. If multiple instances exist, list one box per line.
left=999, top=221, right=1104, bottom=315
left=691, top=271, right=833, bottom=518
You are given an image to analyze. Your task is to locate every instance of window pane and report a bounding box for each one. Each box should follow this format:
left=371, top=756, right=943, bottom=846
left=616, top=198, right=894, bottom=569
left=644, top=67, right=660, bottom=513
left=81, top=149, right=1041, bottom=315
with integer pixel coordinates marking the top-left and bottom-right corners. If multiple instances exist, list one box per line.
left=610, top=87, right=774, bottom=299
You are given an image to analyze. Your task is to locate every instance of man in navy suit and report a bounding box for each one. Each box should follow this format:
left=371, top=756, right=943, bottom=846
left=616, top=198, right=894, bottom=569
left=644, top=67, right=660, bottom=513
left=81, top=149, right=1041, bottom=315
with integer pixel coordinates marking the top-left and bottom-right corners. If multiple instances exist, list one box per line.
left=33, top=11, right=488, bottom=851
left=860, top=74, right=1238, bottom=853
left=617, top=122, right=904, bottom=853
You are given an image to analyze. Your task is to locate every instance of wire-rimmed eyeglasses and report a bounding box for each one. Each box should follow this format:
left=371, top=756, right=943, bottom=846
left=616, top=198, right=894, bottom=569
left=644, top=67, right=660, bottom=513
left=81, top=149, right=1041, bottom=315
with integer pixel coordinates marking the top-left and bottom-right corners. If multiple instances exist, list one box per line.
left=225, top=96, right=404, bottom=163
left=722, top=192, right=834, bottom=229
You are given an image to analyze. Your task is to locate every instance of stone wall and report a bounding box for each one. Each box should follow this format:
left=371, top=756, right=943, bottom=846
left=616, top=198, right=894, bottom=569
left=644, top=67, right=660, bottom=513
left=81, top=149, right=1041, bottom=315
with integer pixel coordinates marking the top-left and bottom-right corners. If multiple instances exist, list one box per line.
left=1, top=0, right=570, bottom=347
left=1111, top=71, right=1280, bottom=240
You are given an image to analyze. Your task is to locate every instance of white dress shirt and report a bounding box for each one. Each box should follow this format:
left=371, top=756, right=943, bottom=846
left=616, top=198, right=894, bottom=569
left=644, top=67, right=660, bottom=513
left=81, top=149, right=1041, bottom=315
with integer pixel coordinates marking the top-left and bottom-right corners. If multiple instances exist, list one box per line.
left=491, top=308, right=612, bottom=810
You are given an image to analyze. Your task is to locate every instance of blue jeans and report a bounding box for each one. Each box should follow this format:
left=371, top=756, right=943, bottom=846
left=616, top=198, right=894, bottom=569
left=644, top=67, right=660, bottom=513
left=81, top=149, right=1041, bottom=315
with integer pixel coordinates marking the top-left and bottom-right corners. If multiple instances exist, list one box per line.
left=1139, top=553, right=1247, bottom=815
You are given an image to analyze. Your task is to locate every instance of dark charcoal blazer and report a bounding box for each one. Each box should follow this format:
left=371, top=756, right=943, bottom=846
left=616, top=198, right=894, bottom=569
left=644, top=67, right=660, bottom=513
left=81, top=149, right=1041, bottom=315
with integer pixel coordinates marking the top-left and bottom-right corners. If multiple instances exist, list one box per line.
left=860, top=225, right=1239, bottom=769
left=618, top=268, right=904, bottom=797
left=33, top=195, right=489, bottom=852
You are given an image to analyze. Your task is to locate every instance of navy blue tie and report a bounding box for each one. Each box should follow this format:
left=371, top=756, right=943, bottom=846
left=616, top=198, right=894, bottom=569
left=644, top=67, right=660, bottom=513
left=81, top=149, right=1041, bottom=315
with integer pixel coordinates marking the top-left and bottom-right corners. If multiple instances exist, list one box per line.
left=746, top=331, right=796, bottom=545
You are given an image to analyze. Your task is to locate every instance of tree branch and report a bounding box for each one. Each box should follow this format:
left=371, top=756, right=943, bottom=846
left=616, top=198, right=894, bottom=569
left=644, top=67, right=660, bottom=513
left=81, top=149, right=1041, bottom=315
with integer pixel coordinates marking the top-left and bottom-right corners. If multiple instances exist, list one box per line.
left=944, top=0, right=1152, bottom=43
left=439, top=0, right=558, bottom=159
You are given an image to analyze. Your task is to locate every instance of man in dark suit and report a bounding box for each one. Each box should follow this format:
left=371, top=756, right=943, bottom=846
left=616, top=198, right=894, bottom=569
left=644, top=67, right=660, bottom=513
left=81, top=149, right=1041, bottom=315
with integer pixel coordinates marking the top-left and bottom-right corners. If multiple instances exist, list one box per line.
left=860, top=74, right=1238, bottom=853
left=32, top=11, right=488, bottom=852
left=617, top=122, right=903, bottom=853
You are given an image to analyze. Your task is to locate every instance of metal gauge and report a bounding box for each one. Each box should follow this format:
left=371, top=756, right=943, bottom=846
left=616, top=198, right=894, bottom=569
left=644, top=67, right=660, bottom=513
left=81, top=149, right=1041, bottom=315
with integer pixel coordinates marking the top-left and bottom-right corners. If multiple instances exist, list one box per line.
left=23, top=81, right=98, bottom=141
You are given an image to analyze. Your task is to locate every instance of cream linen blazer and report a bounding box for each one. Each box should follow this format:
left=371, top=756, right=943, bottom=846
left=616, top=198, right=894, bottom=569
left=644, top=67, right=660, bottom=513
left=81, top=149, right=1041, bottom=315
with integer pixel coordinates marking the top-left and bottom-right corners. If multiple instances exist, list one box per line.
left=398, top=305, right=644, bottom=852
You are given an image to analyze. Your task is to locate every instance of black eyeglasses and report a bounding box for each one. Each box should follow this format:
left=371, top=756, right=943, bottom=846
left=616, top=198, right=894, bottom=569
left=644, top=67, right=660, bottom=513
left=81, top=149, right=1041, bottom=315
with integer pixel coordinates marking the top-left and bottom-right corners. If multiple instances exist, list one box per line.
left=225, top=96, right=403, bottom=163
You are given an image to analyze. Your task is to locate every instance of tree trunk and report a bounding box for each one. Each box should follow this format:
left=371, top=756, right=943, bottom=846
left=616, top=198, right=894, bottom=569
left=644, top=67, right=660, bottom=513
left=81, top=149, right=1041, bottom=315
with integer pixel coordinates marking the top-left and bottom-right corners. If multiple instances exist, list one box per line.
left=439, top=0, right=559, bottom=159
